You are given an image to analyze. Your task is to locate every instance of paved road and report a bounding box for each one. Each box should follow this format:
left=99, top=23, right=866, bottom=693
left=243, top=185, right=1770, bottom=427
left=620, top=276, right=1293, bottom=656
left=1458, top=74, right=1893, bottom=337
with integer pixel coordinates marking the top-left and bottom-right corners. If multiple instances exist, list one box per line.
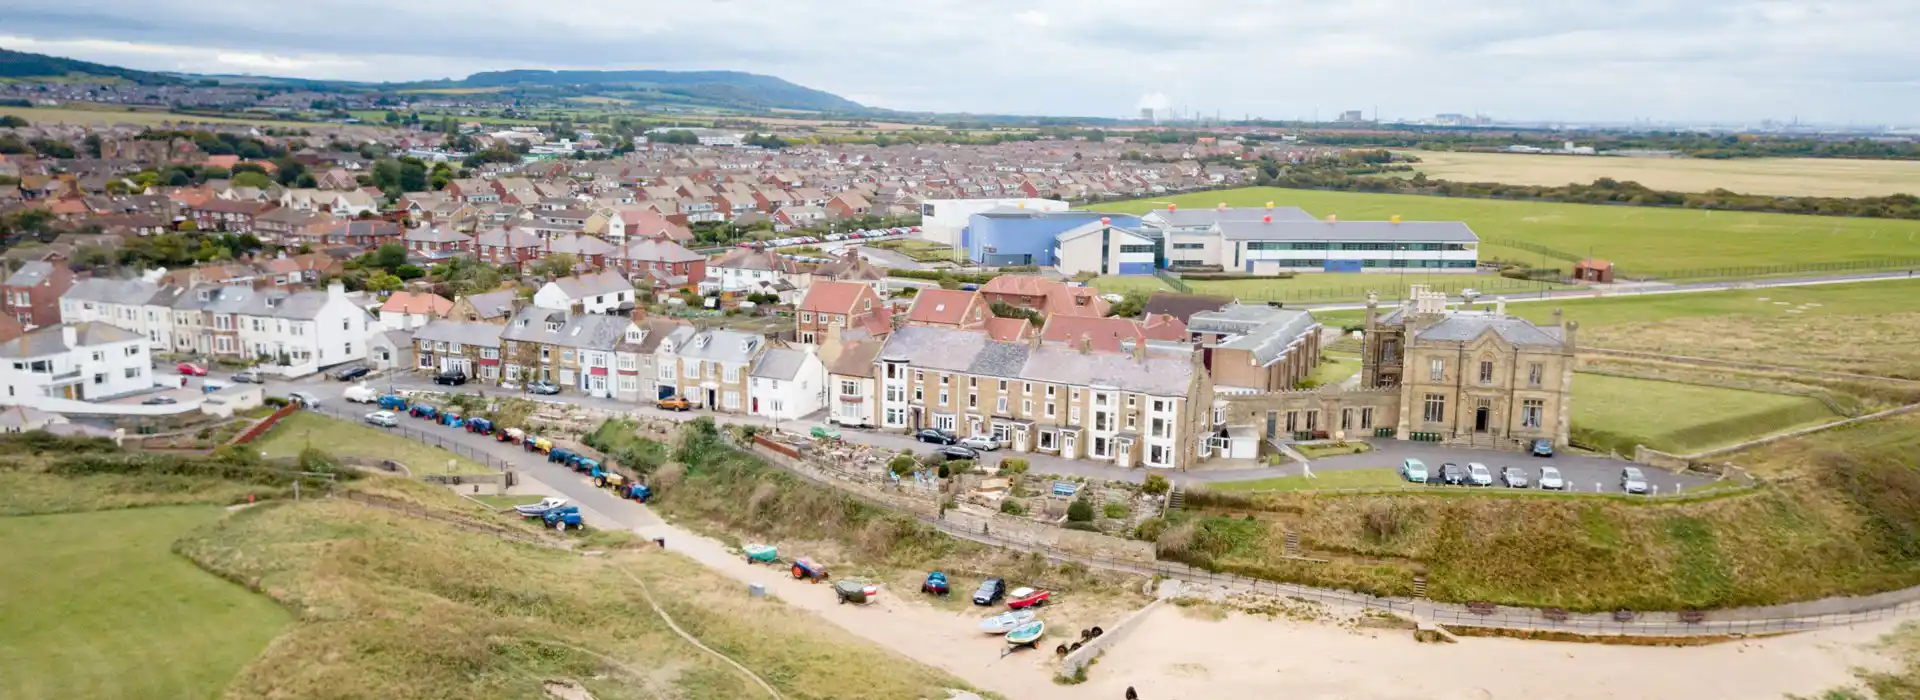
left=269, top=371, right=1704, bottom=494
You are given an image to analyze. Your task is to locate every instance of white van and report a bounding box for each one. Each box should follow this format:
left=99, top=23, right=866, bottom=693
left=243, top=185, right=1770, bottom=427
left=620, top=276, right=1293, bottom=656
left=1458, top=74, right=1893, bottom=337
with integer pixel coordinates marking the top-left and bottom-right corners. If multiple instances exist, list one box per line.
left=343, top=384, right=378, bottom=404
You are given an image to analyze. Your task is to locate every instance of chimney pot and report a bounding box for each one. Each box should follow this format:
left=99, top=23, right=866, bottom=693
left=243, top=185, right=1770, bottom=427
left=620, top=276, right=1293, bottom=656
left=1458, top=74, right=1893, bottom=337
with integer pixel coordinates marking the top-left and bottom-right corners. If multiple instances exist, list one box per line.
left=1167, top=203, right=1176, bottom=212
left=1262, top=215, right=1271, bottom=223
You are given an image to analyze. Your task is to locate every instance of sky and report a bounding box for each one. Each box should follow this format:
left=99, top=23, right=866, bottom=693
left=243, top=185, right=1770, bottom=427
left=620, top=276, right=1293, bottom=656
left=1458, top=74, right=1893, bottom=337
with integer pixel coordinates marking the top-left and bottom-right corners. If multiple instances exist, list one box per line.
left=3, top=0, right=1917, bottom=124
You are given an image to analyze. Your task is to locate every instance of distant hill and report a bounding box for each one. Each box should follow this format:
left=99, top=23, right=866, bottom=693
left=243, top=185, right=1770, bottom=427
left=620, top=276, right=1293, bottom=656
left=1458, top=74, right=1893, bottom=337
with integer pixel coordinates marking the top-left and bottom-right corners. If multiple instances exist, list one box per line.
left=414, top=69, right=866, bottom=113
left=0, top=48, right=183, bottom=85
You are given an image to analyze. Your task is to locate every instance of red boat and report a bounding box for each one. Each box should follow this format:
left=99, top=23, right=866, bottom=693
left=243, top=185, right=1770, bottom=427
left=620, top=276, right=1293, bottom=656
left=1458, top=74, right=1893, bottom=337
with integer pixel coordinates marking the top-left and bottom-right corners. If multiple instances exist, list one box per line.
left=1006, top=586, right=1051, bottom=609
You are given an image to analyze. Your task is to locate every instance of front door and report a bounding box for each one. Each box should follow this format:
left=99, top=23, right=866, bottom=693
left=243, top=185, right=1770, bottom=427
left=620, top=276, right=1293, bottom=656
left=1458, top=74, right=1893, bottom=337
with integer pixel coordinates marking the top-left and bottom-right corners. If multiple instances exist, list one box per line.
left=1062, top=433, right=1077, bottom=458
left=1118, top=441, right=1131, bottom=466
left=707, top=388, right=717, bottom=409
left=1474, top=400, right=1491, bottom=433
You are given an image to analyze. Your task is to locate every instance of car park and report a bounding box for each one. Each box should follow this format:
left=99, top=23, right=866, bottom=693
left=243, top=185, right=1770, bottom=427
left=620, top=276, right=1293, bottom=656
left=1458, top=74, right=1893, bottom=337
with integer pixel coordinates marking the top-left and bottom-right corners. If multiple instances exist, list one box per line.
left=1621, top=467, right=1650, bottom=494
left=1500, top=466, right=1530, bottom=488
left=1466, top=462, right=1494, bottom=486
left=915, top=428, right=957, bottom=445
left=230, top=369, right=262, bottom=384
left=433, top=370, right=468, bottom=386
left=937, top=445, right=979, bottom=461
left=1537, top=466, right=1566, bottom=490
left=331, top=365, right=371, bottom=381
left=1400, top=458, right=1428, bottom=483
left=973, top=578, right=1007, bottom=605
left=364, top=410, right=400, bottom=427
left=1530, top=438, right=1555, bottom=457
left=958, top=435, right=1000, bottom=451
left=1439, top=462, right=1467, bottom=485
left=175, top=362, right=207, bottom=376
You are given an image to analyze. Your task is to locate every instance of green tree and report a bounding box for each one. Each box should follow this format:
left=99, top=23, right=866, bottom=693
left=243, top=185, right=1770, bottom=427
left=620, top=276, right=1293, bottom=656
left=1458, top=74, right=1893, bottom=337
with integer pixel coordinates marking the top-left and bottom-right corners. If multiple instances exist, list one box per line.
left=888, top=453, right=918, bottom=477
left=1067, top=497, right=1095, bottom=522
left=530, top=253, right=579, bottom=279
left=371, top=243, right=409, bottom=271
left=231, top=171, right=274, bottom=189
left=1106, top=289, right=1149, bottom=319
left=1141, top=473, right=1170, bottom=496
left=365, top=271, right=403, bottom=294
left=398, top=158, right=429, bottom=192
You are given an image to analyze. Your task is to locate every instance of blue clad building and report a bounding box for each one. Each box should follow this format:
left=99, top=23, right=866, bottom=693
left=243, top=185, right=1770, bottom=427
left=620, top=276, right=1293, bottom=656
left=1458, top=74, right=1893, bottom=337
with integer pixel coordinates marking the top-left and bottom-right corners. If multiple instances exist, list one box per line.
left=964, top=208, right=1142, bottom=267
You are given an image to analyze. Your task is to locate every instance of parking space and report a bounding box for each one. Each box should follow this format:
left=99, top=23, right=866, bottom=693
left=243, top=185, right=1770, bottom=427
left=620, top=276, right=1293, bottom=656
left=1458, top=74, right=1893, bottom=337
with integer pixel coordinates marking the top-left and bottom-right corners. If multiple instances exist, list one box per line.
left=1301, top=442, right=1712, bottom=495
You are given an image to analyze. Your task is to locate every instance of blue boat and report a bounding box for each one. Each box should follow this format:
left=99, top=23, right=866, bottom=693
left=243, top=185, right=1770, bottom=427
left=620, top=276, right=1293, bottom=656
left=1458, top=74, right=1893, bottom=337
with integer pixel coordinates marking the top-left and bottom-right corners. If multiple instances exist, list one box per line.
left=1005, top=619, right=1045, bottom=647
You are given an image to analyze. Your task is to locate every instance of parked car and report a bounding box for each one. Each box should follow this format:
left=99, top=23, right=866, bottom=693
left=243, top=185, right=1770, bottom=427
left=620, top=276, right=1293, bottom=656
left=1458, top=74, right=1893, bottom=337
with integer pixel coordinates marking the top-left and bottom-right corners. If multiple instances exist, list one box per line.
left=343, top=385, right=378, bottom=404
left=140, top=395, right=178, bottom=405
left=937, top=445, right=979, bottom=461
left=331, top=365, right=371, bottom=381
left=175, top=362, right=207, bottom=377
left=1621, top=467, right=1650, bottom=494
left=287, top=391, right=320, bottom=407
left=230, top=369, right=263, bottom=384
left=915, top=428, right=957, bottom=445
left=1530, top=438, right=1555, bottom=458
left=433, top=370, right=468, bottom=386
left=1400, top=458, right=1428, bottom=483
left=1537, top=466, right=1566, bottom=490
left=657, top=395, right=692, bottom=411
left=958, top=435, right=1000, bottom=451
left=1466, top=463, right=1494, bottom=486
left=1439, top=462, right=1467, bottom=485
left=972, top=578, right=1007, bottom=606
left=527, top=380, right=560, bottom=395
left=1500, top=466, right=1530, bottom=488
left=364, top=411, right=400, bottom=427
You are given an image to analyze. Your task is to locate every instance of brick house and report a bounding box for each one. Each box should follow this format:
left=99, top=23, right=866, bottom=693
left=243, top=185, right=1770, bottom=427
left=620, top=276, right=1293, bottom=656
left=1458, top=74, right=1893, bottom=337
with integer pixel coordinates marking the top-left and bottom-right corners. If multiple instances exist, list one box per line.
left=795, top=280, right=887, bottom=345
left=473, top=227, right=544, bottom=269
left=188, top=199, right=271, bottom=233
left=2, top=261, right=75, bottom=329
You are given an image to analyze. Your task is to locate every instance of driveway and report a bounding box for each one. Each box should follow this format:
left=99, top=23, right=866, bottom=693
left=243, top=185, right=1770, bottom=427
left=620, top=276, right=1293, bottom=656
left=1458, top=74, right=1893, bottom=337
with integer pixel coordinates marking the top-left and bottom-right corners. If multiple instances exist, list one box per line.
left=272, top=373, right=1700, bottom=493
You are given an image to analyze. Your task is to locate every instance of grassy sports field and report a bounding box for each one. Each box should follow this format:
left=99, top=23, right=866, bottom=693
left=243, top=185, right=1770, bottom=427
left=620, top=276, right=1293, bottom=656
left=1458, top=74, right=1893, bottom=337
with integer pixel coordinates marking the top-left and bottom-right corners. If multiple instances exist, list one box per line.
left=1088, top=188, right=1920, bottom=276
left=0, top=507, right=289, bottom=700
left=1408, top=150, right=1920, bottom=198
left=1569, top=373, right=1840, bottom=454
left=251, top=411, right=495, bottom=475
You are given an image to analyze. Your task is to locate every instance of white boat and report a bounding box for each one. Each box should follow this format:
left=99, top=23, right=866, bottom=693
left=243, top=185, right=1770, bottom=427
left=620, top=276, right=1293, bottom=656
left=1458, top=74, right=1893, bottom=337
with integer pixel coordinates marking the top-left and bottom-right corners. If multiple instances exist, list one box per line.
left=977, top=610, right=1037, bottom=635
left=513, top=497, right=569, bottom=516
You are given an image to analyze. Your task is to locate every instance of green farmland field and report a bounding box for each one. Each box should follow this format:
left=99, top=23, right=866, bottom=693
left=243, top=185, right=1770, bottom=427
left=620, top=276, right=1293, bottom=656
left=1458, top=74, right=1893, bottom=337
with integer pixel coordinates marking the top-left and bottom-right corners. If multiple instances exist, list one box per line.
left=1093, top=270, right=1568, bottom=305
left=1086, top=188, right=1920, bottom=277
left=0, top=507, right=289, bottom=700
left=1570, top=373, right=1840, bottom=455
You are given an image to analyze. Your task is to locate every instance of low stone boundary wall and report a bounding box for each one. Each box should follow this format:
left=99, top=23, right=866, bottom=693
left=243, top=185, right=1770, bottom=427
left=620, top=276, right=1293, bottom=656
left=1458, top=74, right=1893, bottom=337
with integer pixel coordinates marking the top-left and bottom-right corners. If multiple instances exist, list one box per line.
left=1057, top=598, right=1166, bottom=680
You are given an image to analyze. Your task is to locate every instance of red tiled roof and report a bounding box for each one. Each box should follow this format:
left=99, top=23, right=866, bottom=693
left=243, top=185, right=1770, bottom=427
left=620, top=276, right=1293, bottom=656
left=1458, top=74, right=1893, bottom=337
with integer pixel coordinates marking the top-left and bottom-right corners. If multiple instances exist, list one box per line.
left=381, top=291, right=454, bottom=316
left=906, top=289, right=981, bottom=326
left=799, top=281, right=870, bottom=314
left=984, top=316, right=1032, bottom=342
left=1039, top=314, right=1186, bottom=353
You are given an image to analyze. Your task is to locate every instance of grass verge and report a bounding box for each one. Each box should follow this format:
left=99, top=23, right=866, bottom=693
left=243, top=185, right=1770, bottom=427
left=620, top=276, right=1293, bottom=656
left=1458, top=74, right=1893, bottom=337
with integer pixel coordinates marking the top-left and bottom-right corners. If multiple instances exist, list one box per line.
left=0, top=506, right=291, bottom=700
left=1206, top=468, right=1404, bottom=492
left=251, top=411, right=494, bottom=475
left=1570, top=373, right=1840, bottom=454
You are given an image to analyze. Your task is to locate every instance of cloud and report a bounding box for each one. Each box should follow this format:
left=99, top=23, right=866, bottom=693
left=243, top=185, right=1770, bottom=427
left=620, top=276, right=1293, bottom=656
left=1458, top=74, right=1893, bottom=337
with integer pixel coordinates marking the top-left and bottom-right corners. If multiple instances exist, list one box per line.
left=1, top=0, right=1916, bottom=123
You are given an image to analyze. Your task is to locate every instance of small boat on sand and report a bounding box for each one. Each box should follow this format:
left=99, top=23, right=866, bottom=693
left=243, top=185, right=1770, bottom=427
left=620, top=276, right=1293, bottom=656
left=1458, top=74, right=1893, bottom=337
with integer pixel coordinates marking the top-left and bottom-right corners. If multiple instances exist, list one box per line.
left=977, top=610, right=1037, bottom=635
left=1005, top=619, right=1046, bottom=647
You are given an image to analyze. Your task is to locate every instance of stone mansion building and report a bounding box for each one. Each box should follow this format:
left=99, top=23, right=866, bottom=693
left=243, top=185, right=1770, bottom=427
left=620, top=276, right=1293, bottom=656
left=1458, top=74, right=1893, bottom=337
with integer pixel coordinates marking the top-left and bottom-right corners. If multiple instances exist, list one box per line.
left=1216, top=285, right=1575, bottom=453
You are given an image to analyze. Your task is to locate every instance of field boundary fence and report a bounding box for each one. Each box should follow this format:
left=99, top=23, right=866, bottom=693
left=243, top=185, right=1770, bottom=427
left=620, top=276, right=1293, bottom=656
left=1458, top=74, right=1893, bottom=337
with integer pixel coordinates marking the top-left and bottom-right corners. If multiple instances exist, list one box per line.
left=1153, top=268, right=1194, bottom=293
left=1623, top=257, right=1920, bottom=283
left=1482, top=237, right=1585, bottom=264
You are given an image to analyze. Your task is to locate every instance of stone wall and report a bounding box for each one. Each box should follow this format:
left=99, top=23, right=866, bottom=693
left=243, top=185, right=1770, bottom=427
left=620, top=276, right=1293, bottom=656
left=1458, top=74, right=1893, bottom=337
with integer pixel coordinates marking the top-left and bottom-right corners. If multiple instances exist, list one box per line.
left=1220, top=386, right=1403, bottom=441
left=1056, top=598, right=1167, bottom=680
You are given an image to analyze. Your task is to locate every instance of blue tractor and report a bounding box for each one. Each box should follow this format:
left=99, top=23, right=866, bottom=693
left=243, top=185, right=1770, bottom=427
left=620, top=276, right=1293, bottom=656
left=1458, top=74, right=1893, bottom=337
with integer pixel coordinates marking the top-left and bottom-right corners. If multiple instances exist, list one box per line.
left=548, top=447, right=574, bottom=465
left=542, top=505, right=584, bottom=531
left=623, top=482, right=653, bottom=503
left=378, top=395, right=408, bottom=411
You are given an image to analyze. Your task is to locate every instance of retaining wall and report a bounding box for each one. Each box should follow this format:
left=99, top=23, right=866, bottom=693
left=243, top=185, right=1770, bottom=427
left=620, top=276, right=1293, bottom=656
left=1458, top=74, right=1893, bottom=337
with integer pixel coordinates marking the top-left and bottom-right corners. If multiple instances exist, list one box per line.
left=1057, top=598, right=1166, bottom=680
left=231, top=404, right=299, bottom=445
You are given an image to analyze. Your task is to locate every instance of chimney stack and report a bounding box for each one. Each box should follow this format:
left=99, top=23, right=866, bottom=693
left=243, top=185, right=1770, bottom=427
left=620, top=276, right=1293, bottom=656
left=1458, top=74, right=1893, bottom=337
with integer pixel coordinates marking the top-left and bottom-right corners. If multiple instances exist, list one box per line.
left=1494, top=297, right=1507, bottom=317
left=1078, top=332, right=1093, bottom=355
left=1262, top=214, right=1271, bottom=224
left=1326, top=214, right=1337, bottom=223
left=1390, top=215, right=1401, bottom=224
left=1167, top=203, right=1177, bottom=212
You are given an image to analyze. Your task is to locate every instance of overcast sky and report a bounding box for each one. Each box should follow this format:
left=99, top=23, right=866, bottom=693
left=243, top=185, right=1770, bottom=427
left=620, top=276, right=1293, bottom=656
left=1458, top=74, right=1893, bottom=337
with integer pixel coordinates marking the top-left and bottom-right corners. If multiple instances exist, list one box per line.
left=4, top=1, right=1916, bottom=124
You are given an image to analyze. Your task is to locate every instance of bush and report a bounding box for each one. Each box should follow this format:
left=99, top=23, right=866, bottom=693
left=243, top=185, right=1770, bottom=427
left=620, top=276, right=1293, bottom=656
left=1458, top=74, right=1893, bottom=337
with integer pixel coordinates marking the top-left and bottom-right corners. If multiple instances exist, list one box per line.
left=1141, top=473, right=1170, bottom=496
left=888, top=453, right=917, bottom=477
left=1000, top=499, right=1027, bottom=516
left=1000, top=458, right=1029, bottom=475
left=1067, top=498, right=1095, bottom=522
left=1103, top=503, right=1130, bottom=519
left=263, top=396, right=291, bottom=408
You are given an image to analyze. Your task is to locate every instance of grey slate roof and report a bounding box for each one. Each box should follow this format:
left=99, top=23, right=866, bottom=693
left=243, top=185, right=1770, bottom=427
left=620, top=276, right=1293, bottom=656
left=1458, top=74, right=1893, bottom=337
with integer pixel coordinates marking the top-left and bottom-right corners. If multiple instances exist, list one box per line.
left=413, top=320, right=504, bottom=347
left=1188, top=303, right=1321, bottom=366
left=0, top=322, right=142, bottom=358
left=551, top=270, right=630, bottom=298
left=1216, top=220, right=1479, bottom=243
left=63, top=277, right=160, bottom=304
left=1414, top=313, right=1566, bottom=347
left=462, top=290, right=518, bottom=320
left=501, top=307, right=632, bottom=350
left=749, top=347, right=808, bottom=381
left=5, top=261, right=53, bottom=286
left=879, top=324, right=1194, bottom=397
left=677, top=328, right=763, bottom=364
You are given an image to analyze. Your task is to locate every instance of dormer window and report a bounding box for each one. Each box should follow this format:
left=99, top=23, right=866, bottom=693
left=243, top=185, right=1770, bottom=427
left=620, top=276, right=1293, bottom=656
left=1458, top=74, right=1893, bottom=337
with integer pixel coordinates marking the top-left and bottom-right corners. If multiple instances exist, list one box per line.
left=546, top=322, right=560, bottom=331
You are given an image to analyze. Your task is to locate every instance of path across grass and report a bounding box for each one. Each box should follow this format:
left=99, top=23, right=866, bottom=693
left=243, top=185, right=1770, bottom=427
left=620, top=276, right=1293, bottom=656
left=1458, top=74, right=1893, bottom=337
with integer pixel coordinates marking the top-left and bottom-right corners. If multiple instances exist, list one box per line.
left=0, top=507, right=288, bottom=700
